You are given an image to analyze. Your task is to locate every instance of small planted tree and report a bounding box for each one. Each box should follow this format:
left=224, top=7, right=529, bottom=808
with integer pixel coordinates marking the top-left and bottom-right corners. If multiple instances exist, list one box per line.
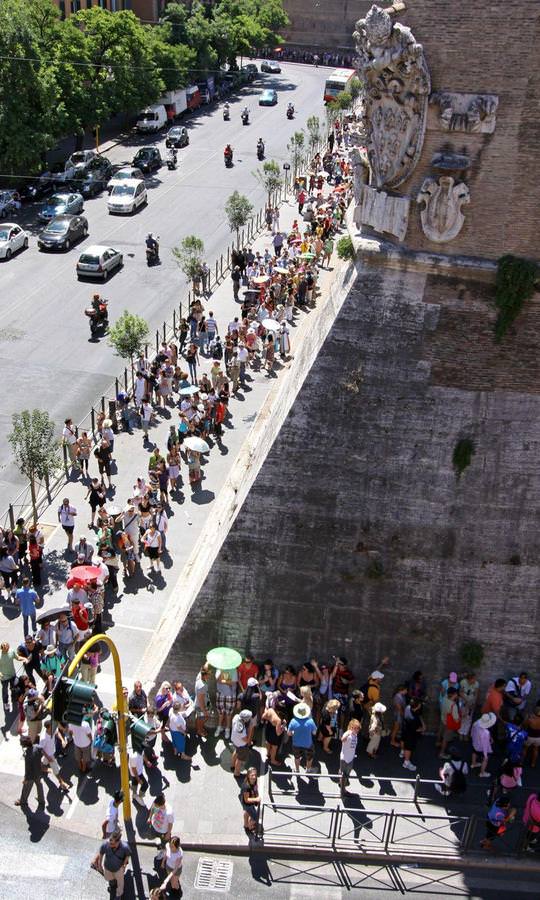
left=287, top=130, right=305, bottom=179
left=224, top=190, right=254, bottom=246
left=172, top=234, right=205, bottom=293
left=349, top=76, right=362, bottom=101
left=8, top=409, right=62, bottom=523
left=254, top=159, right=283, bottom=207
left=108, top=310, right=150, bottom=382
left=306, top=115, right=321, bottom=154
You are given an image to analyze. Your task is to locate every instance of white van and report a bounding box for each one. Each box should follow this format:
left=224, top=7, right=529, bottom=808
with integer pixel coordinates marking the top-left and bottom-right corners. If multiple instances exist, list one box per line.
left=107, top=179, right=147, bottom=215
left=136, top=104, right=167, bottom=133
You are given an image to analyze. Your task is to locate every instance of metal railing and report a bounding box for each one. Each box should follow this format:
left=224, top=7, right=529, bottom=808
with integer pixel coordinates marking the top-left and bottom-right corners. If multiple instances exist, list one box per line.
left=267, top=766, right=442, bottom=805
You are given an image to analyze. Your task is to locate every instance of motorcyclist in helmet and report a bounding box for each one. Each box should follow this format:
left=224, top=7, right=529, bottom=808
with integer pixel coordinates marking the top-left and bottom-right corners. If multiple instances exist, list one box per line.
left=287, top=101, right=294, bottom=113
left=224, top=143, right=233, bottom=158
left=257, top=137, right=265, bottom=155
left=167, top=147, right=178, bottom=165
left=146, top=233, right=158, bottom=254
left=242, top=106, right=249, bottom=120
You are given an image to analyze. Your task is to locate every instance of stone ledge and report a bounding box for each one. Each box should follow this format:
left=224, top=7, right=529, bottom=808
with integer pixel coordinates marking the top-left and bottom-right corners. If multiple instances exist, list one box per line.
left=347, top=209, right=497, bottom=283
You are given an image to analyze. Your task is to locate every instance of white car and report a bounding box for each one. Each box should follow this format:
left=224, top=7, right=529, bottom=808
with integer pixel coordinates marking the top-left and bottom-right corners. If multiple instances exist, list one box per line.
left=107, top=179, right=147, bottom=215
left=0, top=223, right=29, bottom=260
left=66, top=149, right=98, bottom=171
left=106, top=167, right=144, bottom=194
left=76, top=244, right=123, bottom=280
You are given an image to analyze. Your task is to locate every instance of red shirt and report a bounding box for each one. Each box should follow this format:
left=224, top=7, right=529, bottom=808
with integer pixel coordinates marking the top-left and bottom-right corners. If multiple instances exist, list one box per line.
left=238, top=661, right=258, bottom=690
left=482, top=686, right=504, bottom=716
left=71, top=605, right=89, bottom=631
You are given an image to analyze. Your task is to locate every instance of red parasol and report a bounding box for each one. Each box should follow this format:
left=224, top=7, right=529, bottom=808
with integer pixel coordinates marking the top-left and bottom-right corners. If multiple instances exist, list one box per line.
left=66, top=565, right=103, bottom=588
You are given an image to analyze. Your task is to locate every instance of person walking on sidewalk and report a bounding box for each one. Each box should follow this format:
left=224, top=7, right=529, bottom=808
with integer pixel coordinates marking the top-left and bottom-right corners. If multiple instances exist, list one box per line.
left=340, top=718, right=361, bottom=794
left=39, top=719, right=70, bottom=793
left=62, top=418, right=80, bottom=474
left=58, top=498, right=77, bottom=552
left=0, top=642, right=23, bottom=713
left=288, top=702, right=317, bottom=774
left=240, top=767, right=261, bottom=837
left=15, top=735, right=45, bottom=811
left=92, top=830, right=131, bottom=899
left=15, top=577, right=38, bottom=637
left=148, top=793, right=175, bottom=860
left=231, top=709, right=253, bottom=776
left=142, top=523, right=162, bottom=574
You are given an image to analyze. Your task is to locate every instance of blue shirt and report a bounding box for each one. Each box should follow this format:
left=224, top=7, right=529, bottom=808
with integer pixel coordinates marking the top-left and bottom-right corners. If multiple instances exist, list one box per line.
left=288, top=716, right=316, bottom=748
left=16, top=587, right=38, bottom=616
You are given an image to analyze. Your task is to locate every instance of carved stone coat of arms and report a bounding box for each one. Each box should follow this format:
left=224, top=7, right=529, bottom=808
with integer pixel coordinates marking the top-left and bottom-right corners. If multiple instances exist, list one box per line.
left=354, top=5, right=431, bottom=190
left=417, top=176, right=470, bottom=243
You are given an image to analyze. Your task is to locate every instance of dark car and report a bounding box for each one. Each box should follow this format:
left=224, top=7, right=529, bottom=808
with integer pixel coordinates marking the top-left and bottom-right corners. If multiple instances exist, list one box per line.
left=37, top=214, right=88, bottom=252
left=132, top=147, right=162, bottom=173
left=165, top=126, right=189, bottom=149
left=20, top=178, right=54, bottom=203
left=69, top=157, right=113, bottom=197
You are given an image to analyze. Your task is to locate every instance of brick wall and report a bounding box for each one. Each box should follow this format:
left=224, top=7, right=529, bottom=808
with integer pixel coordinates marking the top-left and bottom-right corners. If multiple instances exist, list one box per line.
left=391, top=1, right=540, bottom=260
left=282, top=0, right=369, bottom=49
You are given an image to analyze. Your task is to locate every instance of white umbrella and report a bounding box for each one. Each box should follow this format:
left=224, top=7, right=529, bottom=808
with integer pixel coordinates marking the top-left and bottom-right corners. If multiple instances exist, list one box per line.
left=184, top=436, right=210, bottom=453
left=105, top=504, right=121, bottom=516
left=262, top=318, right=279, bottom=331
left=179, top=385, right=199, bottom=395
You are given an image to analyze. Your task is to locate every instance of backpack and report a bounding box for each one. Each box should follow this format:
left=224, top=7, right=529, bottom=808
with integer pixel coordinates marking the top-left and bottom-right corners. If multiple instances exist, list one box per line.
left=449, top=761, right=467, bottom=794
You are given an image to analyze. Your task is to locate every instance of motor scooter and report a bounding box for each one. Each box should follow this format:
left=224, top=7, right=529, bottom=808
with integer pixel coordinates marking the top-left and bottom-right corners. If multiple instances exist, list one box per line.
left=257, top=144, right=264, bottom=160
left=241, top=111, right=249, bottom=125
left=146, top=236, right=160, bottom=266
left=166, top=151, right=177, bottom=170
left=223, top=107, right=230, bottom=121
left=286, top=107, right=294, bottom=120
left=224, top=150, right=233, bottom=168
left=84, top=300, right=108, bottom=336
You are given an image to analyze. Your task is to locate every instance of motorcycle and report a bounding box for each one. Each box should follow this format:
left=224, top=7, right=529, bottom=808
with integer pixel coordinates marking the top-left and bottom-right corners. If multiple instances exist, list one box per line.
left=223, top=107, right=230, bottom=121
left=224, top=150, right=233, bottom=168
left=166, top=152, right=177, bottom=171
left=241, top=111, right=249, bottom=125
left=85, top=300, right=108, bottom=336
left=146, top=237, right=160, bottom=266
left=257, top=143, right=265, bottom=160
left=286, top=107, right=294, bottom=120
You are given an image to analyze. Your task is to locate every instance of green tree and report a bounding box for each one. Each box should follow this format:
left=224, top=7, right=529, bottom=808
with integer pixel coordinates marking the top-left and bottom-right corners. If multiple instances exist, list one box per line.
left=349, top=76, right=362, bottom=101
left=254, top=159, right=283, bottom=206
left=306, top=115, right=321, bottom=153
left=8, top=410, right=61, bottom=524
left=287, top=130, right=306, bottom=178
left=108, top=310, right=150, bottom=381
left=224, top=191, right=254, bottom=245
left=172, top=235, right=206, bottom=291
left=0, top=0, right=58, bottom=174
left=145, top=26, right=194, bottom=92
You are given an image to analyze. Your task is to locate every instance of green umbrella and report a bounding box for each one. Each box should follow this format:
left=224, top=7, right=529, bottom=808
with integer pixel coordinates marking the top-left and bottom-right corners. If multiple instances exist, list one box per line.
left=206, top=646, right=242, bottom=669
left=300, top=251, right=315, bottom=259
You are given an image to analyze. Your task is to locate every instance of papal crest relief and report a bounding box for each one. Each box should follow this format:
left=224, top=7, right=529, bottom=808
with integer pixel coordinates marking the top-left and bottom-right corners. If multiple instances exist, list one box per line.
left=354, top=5, right=430, bottom=190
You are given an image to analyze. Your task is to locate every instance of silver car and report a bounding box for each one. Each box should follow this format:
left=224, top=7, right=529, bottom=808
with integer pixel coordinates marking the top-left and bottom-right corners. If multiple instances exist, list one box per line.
left=76, top=243, right=123, bottom=280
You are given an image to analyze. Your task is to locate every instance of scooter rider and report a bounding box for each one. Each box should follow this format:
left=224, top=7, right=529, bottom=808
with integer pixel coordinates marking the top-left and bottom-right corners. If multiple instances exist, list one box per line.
left=91, top=293, right=104, bottom=314
left=167, top=147, right=178, bottom=168
left=257, top=137, right=265, bottom=156
left=223, top=102, right=230, bottom=119
left=146, top=233, right=159, bottom=259
left=224, top=143, right=233, bottom=162
left=287, top=101, right=294, bottom=116
left=242, top=106, right=249, bottom=122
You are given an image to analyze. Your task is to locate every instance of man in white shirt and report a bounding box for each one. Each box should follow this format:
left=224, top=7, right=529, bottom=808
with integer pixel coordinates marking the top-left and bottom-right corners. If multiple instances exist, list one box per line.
left=154, top=505, right=168, bottom=550
left=228, top=317, right=240, bottom=335
left=39, top=719, right=70, bottom=792
left=62, top=418, right=80, bottom=472
left=206, top=312, right=218, bottom=342
left=128, top=750, right=148, bottom=798
left=231, top=710, right=252, bottom=776
left=74, top=536, right=94, bottom=564
left=237, top=344, right=249, bottom=386
left=504, top=672, right=532, bottom=720
left=58, top=498, right=77, bottom=551
left=101, top=790, right=124, bottom=837
left=57, top=614, right=79, bottom=661
left=70, top=717, right=93, bottom=773
left=67, top=585, right=88, bottom=606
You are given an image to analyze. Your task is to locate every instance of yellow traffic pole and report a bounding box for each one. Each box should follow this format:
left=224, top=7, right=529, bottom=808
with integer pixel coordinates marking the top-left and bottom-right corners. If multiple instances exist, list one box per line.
left=64, top=633, right=132, bottom=825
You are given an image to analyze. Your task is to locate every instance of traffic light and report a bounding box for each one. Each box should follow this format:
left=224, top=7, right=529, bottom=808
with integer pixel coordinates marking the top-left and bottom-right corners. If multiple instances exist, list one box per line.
left=129, top=715, right=153, bottom=753
left=52, top=677, right=95, bottom=726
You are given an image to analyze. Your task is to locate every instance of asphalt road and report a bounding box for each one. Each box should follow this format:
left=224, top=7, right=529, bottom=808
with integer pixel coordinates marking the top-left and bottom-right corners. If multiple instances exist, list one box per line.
left=0, top=62, right=328, bottom=515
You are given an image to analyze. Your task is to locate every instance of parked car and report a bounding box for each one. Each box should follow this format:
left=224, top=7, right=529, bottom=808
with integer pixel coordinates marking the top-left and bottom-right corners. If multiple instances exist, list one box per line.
left=38, top=192, right=84, bottom=222
left=244, top=63, right=258, bottom=77
left=0, top=223, right=29, bottom=260
left=0, top=190, right=22, bottom=218
left=76, top=244, right=123, bottom=280
left=260, top=60, right=281, bottom=73
left=165, top=126, right=189, bottom=149
left=19, top=177, right=54, bottom=202
left=259, top=89, right=278, bottom=106
left=107, top=180, right=147, bottom=215
left=50, top=160, right=78, bottom=186
left=132, top=147, right=162, bottom=173
left=69, top=157, right=113, bottom=198
left=37, top=214, right=88, bottom=251
left=107, top=167, right=144, bottom=193
left=66, top=149, right=98, bottom=171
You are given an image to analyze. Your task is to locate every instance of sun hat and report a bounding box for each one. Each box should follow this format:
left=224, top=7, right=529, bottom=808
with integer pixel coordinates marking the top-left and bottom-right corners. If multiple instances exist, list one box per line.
left=478, top=712, right=496, bottom=729
left=102, top=418, right=112, bottom=428
left=293, top=702, right=311, bottom=720
left=370, top=670, right=384, bottom=680
left=373, top=702, right=387, bottom=713
left=239, top=709, right=252, bottom=721
left=247, top=677, right=258, bottom=687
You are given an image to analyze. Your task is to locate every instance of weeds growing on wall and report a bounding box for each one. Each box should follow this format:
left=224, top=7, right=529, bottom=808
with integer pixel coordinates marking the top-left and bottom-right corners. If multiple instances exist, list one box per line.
left=452, top=438, right=475, bottom=477
left=494, top=254, right=538, bottom=342
left=337, top=235, right=355, bottom=260
left=461, top=640, right=484, bottom=670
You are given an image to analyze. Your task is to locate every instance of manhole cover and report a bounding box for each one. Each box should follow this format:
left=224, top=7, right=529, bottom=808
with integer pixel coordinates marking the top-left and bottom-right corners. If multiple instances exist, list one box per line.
left=194, top=857, right=233, bottom=892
